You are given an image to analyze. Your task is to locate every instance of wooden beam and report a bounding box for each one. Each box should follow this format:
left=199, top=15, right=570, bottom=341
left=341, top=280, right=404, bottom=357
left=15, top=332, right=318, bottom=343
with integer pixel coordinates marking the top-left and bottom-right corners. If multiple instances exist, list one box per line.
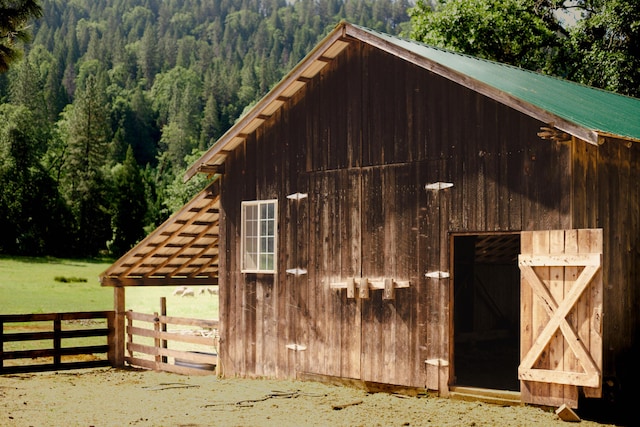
left=198, top=164, right=225, bottom=175
left=101, top=276, right=218, bottom=287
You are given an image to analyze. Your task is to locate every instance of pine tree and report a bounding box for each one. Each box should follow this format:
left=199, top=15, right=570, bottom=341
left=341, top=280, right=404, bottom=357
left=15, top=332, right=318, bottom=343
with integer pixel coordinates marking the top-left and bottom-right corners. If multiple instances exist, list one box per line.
left=60, top=70, right=112, bottom=255
left=108, top=144, right=147, bottom=256
left=0, top=0, right=42, bottom=72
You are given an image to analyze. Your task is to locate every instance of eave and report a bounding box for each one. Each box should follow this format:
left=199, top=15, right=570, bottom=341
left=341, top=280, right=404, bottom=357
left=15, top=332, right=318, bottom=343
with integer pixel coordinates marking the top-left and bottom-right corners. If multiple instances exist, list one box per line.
left=100, top=180, right=221, bottom=287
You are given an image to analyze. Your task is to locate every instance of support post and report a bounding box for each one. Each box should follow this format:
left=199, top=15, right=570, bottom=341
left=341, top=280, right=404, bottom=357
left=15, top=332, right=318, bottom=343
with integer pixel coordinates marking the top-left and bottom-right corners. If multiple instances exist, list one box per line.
left=109, top=286, right=126, bottom=367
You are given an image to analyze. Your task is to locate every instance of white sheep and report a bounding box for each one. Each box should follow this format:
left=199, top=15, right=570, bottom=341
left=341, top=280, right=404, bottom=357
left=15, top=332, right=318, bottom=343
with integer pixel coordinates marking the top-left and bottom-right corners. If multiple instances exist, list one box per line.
left=181, top=287, right=195, bottom=297
left=172, top=286, right=186, bottom=296
left=206, top=287, right=219, bottom=295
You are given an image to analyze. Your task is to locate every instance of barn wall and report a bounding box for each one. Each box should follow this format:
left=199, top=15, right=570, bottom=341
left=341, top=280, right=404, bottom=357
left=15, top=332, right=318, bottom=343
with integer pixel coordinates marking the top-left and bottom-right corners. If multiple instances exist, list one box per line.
left=218, top=40, right=574, bottom=388
left=572, top=137, right=640, bottom=393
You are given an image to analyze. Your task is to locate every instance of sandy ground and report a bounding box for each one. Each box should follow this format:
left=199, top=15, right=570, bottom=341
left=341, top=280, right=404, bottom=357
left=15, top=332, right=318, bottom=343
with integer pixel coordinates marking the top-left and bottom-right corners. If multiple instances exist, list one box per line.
left=0, top=367, right=618, bottom=427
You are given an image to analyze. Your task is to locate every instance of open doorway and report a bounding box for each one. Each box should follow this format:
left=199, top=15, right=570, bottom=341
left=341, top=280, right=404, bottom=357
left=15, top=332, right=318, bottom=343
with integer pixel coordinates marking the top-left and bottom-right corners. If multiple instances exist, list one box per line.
left=452, top=233, right=521, bottom=391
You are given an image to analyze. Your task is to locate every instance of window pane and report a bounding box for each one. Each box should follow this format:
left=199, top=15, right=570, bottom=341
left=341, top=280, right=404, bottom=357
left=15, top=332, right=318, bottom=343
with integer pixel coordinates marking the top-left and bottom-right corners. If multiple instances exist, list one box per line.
left=246, top=205, right=257, bottom=221
left=246, top=236, right=257, bottom=254
left=244, top=251, right=257, bottom=270
left=260, top=254, right=274, bottom=270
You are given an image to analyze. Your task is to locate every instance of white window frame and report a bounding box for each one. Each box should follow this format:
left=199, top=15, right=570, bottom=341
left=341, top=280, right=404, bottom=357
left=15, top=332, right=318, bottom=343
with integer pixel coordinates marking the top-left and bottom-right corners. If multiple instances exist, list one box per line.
left=241, top=199, right=278, bottom=274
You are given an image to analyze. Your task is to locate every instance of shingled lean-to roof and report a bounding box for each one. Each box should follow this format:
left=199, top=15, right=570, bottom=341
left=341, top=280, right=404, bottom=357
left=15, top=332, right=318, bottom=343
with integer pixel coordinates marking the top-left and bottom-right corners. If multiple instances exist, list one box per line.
left=101, top=21, right=640, bottom=286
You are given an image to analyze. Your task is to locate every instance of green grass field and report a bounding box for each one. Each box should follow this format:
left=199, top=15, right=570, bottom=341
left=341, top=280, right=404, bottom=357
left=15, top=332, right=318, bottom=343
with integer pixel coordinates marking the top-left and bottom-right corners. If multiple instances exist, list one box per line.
left=0, top=256, right=219, bottom=364
left=0, top=256, right=219, bottom=319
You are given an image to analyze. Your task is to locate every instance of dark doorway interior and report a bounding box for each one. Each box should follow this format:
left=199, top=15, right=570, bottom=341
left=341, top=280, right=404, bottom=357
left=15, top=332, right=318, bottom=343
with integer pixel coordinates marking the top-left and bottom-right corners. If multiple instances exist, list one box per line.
left=453, top=234, right=521, bottom=391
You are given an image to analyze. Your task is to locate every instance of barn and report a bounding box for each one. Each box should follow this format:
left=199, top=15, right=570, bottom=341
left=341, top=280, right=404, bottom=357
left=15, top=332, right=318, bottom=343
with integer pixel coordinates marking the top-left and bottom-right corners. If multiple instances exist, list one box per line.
left=101, top=22, right=640, bottom=410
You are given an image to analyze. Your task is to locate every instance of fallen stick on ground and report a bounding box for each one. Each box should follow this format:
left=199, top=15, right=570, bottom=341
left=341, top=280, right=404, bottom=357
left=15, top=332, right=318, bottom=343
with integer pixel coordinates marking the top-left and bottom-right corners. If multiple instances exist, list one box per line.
left=142, top=383, right=200, bottom=391
left=332, top=400, right=363, bottom=410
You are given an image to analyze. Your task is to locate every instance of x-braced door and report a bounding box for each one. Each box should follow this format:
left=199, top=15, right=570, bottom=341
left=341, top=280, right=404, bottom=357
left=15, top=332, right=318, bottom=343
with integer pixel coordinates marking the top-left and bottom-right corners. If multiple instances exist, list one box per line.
left=519, top=229, right=603, bottom=408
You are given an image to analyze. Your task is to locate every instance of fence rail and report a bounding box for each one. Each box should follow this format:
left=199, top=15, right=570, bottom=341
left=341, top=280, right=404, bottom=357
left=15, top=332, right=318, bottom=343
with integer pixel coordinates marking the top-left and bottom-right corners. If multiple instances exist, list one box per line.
left=0, top=311, right=114, bottom=374
left=125, top=310, right=218, bottom=376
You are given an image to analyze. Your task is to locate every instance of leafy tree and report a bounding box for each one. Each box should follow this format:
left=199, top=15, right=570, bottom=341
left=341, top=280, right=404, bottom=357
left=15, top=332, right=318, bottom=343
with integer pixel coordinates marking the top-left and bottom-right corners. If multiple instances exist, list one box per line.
left=408, top=0, right=561, bottom=73
left=408, top=0, right=640, bottom=96
left=0, top=104, right=71, bottom=255
left=0, top=0, right=42, bottom=72
left=567, top=0, right=640, bottom=97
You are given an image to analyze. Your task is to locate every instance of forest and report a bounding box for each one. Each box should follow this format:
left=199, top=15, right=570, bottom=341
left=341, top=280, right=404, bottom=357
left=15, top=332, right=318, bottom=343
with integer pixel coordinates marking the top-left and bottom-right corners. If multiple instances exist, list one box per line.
left=1, top=0, right=639, bottom=258
left=0, top=0, right=411, bottom=257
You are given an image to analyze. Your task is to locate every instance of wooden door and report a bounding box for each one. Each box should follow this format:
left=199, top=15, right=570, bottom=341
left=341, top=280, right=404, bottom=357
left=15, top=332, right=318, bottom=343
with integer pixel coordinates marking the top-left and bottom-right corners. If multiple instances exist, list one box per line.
left=519, top=229, right=603, bottom=408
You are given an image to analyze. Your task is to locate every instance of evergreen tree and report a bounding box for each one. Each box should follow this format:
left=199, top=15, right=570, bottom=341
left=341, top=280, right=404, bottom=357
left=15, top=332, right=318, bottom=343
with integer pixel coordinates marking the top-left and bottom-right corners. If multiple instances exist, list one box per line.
left=108, top=144, right=147, bottom=256
left=59, top=69, right=112, bottom=255
left=0, top=104, right=71, bottom=255
left=0, top=0, right=42, bottom=72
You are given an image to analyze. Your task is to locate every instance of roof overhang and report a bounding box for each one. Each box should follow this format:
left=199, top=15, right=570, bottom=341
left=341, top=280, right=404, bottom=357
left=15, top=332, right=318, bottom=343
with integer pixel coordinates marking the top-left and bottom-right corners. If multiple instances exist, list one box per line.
left=100, top=180, right=221, bottom=287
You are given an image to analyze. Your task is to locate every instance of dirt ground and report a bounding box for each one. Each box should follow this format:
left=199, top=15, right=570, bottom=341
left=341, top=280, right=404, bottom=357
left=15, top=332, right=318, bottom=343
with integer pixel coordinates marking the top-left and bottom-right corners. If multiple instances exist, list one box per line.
left=0, top=367, right=618, bottom=427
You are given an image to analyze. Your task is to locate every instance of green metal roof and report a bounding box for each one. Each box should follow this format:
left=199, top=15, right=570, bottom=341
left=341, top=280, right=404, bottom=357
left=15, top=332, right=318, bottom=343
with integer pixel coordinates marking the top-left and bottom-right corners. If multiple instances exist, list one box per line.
left=356, top=25, right=640, bottom=143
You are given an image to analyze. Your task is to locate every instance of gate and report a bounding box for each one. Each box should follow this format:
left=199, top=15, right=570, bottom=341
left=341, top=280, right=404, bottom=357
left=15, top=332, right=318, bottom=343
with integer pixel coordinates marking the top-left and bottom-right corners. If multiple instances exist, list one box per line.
left=125, top=310, right=219, bottom=375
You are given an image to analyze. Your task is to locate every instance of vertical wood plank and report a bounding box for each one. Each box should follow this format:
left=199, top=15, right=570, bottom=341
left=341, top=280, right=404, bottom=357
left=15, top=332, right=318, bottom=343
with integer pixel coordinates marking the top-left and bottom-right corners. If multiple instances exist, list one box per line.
left=424, top=161, right=444, bottom=391
left=563, top=229, right=580, bottom=406
left=549, top=230, right=566, bottom=405
left=582, top=228, right=603, bottom=398
left=305, top=173, right=322, bottom=376
left=438, top=160, right=451, bottom=396
left=520, top=231, right=533, bottom=403
left=531, top=230, right=551, bottom=403
left=414, top=160, right=430, bottom=388
left=340, top=170, right=361, bottom=379
left=153, top=312, right=161, bottom=369
left=326, top=171, right=342, bottom=378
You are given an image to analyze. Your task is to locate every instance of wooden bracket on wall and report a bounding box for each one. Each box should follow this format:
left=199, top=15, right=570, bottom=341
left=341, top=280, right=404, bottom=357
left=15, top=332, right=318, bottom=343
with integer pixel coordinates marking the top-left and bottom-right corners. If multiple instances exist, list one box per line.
left=330, top=277, right=410, bottom=299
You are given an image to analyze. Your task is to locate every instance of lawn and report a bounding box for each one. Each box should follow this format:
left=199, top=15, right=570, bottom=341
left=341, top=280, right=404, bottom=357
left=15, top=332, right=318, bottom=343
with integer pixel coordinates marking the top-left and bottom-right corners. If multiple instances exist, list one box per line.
left=0, top=256, right=219, bottom=363
left=0, top=256, right=218, bottom=319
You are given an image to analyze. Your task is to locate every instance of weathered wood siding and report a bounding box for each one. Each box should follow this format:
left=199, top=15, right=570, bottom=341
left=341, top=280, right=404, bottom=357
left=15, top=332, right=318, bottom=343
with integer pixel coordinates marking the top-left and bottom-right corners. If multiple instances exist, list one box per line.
left=571, top=138, right=640, bottom=391
left=218, top=39, right=588, bottom=389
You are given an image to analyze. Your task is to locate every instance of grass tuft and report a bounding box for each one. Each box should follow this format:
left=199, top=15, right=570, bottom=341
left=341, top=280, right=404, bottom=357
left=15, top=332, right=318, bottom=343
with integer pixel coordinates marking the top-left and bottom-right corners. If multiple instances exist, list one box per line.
left=54, top=276, right=88, bottom=283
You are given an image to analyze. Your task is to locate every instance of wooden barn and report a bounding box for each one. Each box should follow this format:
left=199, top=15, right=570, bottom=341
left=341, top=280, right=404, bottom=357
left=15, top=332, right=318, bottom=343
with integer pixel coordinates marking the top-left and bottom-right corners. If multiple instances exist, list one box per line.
left=101, top=22, right=640, bottom=410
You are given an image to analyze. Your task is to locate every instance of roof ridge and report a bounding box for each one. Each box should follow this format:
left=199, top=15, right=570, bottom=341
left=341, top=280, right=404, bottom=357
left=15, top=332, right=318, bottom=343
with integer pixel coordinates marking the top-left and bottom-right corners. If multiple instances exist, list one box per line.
left=349, top=22, right=640, bottom=103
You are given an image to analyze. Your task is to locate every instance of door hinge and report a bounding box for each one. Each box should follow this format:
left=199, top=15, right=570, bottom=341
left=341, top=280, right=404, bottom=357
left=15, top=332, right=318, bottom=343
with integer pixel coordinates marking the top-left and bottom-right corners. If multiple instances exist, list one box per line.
left=425, top=182, right=453, bottom=191
left=425, top=271, right=450, bottom=279
left=287, top=192, right=308, bottom=201
left=286, top=268, right=307, bottom=276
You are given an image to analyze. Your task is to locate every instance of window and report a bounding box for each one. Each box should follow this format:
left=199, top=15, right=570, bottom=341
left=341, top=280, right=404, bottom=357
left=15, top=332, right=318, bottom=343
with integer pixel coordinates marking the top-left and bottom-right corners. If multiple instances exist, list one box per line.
left=241, top=200, right=277, bottom=273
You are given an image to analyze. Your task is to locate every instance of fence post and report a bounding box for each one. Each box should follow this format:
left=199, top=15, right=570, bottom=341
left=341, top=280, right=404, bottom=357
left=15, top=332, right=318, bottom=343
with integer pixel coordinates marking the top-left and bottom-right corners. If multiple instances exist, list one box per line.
left=160, top=297, right=167, bottom=364
left=0, top=319, right=4, bottom=371
left=53, top=315, right=62, bottom=367
left=153, top=312, right=161, bottom=370
left=106, top=311, right=115, bottom=364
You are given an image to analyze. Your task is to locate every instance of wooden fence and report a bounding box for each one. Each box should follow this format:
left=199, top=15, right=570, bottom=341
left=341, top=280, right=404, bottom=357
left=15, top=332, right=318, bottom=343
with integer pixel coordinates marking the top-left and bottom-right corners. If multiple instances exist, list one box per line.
left=125, top=310, right=219, bottom=376
left=0, top=311, right=114, bottom=374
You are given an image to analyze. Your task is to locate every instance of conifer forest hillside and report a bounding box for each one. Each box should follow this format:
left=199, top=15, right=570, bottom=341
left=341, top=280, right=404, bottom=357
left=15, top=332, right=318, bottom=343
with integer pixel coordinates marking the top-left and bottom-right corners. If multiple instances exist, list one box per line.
left=0, top=0, right=411, bottom=257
